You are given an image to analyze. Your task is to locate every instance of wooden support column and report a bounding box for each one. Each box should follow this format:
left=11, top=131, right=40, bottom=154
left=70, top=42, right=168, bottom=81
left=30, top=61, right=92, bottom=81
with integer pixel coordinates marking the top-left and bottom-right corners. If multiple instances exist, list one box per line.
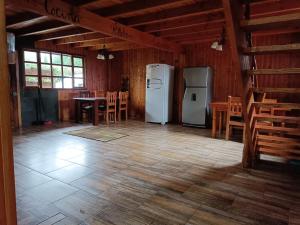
left=0, top=0, right=17, bottom=224
left=222, top=0, right=254, bottom=168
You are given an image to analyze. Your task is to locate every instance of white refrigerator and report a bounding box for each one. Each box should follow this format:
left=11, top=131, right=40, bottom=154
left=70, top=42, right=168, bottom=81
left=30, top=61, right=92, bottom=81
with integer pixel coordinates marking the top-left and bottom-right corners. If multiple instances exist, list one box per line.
left=182, top=67, right=213, bottom=127
left=145, top=64, right=174, bottom=125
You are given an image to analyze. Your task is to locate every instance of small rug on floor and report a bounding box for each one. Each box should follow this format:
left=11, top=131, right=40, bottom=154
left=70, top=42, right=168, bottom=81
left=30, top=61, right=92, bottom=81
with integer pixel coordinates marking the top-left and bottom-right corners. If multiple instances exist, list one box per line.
left=65, top=127, right=128, bottom=142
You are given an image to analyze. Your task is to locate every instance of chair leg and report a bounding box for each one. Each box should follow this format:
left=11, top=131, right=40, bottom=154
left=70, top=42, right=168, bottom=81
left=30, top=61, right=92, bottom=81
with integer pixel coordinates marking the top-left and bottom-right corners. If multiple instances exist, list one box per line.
left=106, top=111, right=109, bottom=124
left=114, top=110, right=117, bottom=123
left=125, top=108, right=128, bottom=121
left=225, top=123, right=230, bottom=140
left=119, top=110, right=121, bottom=121
left=243, top=124, right=246, bottom=143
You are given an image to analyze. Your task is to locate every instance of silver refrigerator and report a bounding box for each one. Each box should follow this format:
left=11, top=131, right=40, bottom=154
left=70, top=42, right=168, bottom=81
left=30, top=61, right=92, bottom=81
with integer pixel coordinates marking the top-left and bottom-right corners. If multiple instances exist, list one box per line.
left=182, top=67, right=213, bottom=127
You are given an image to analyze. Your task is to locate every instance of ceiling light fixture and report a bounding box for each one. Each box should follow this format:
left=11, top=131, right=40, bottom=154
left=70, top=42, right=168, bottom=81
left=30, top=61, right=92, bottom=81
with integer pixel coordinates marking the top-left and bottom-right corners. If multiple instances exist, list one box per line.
left=211, top=27, right=226, bottom=52
left=96, top=39, right=114, bottom=60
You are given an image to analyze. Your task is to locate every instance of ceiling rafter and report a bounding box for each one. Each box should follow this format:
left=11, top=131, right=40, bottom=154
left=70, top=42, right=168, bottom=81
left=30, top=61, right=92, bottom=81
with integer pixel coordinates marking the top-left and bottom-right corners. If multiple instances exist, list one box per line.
left=8, top=0, right=181, bottom=52
left=36, top=28, right=93, bottom=41
left=95, top=0, right=193, bottom=19
left=6, top=13, right=47, bottom=29
left=54, top=32, right=107, bottom=44
left=120, top=0, right=223, bottom=27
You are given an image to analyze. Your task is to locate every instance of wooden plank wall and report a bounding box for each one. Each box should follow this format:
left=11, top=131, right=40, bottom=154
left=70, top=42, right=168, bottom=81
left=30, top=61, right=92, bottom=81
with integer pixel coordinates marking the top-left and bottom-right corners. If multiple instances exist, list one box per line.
left=34, top=41, right=122, bottom=121
left=119, top=33, right=300, bottom=122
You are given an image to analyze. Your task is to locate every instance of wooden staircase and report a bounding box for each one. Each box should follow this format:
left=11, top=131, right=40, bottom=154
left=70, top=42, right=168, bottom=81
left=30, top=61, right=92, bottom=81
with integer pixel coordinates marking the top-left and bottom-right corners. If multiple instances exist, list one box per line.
left=222, top=1, right=300, bottom=167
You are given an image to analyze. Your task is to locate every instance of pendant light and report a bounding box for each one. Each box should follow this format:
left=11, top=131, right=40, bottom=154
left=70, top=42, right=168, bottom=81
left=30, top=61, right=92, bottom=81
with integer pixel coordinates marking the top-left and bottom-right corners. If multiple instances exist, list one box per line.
left=96, top=38, right=114, bottom=60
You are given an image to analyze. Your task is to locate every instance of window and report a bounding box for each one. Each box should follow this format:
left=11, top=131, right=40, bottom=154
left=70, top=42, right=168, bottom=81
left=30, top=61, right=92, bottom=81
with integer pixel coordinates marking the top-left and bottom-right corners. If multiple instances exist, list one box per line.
left=23, top=50, right=85, bottom=89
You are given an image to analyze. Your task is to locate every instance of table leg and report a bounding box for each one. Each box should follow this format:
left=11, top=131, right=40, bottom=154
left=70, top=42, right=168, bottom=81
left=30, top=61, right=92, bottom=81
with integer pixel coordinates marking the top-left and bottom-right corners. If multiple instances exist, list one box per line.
left=93, top=99, right=99, bottom=126
left=212, top=108, right=216, bottom=138
left=75, top=100, right=80, bottom=123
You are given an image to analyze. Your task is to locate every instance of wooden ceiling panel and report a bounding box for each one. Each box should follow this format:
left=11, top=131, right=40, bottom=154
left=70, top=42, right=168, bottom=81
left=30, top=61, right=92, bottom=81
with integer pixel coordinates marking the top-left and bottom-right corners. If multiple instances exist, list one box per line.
left=83, top=0, right=132, bottom=11
left=95, top=0, right=199, bottom=19
left=140, top=13, right=224, bottom=33
left=120, top=0, right=223, bottom=27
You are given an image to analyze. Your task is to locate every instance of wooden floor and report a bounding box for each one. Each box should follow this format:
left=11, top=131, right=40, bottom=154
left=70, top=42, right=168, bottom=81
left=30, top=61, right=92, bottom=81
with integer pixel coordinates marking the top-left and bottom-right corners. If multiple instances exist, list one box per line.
left=13, top=120, right=300, bottom=225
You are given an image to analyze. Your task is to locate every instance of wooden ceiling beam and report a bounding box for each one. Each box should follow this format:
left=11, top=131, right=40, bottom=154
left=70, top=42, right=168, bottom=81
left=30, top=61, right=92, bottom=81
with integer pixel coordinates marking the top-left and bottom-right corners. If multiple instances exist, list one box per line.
left=11, top=20, right=73, bottom=36
left=9, top=0, right=181, bottom=52
left=89, top=41, right=142, bottom=51
left=96, top=0, right=192, bottom=19
left=251, top=0, right=300, bottom=17
left=141, top=13, right=225, bottom=33
left=6, top=12, right=48, bottom=29
left=167, top=33, right=220, bottom=43
left=181, top=37, right=218, bottom=45
left=36, top=28, right=92, bottom=41
left=241, top=12, right=300, bottom=31
left=73, top=37, right=121, bottom=48
left=153, top=22, right=224, bottom=38
left=54, top=32, right=107, bottom=44
left=121, top=0, right=223, bottom=27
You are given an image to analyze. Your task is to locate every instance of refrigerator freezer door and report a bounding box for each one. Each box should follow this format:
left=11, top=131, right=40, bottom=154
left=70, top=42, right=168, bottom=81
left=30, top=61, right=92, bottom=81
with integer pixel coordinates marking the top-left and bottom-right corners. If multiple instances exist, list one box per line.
left=145, top=78, right=163, bottom=123
left=184, top=67, right=209, bottom=87
left=182, top=87, right=207, bottom=126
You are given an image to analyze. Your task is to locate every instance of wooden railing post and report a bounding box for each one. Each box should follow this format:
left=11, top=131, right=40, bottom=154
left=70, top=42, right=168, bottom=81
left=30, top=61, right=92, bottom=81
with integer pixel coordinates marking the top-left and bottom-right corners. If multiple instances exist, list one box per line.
left=0, top=0, right=18, bottom=224
left=222, top=0, right=255, bottom=168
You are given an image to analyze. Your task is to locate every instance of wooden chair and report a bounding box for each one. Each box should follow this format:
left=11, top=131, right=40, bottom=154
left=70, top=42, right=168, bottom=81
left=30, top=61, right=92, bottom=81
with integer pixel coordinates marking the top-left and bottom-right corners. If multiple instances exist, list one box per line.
left=225, top=96, right=245, bottom=142
left=105, top=91, right=117, bottom=124
left=118, top=91, right=128, bottom=121
left=93, top=90, right=106, bottom=97
left=79, top=91, right=93, bottom=122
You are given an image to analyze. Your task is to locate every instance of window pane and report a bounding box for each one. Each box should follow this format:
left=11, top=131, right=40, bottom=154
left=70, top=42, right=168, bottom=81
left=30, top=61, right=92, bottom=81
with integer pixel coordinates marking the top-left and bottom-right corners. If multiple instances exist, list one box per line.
left=42, top=77, right=52, bottom=88
left=63, top=55, right=72, bottom=65
left=25, top=63, right=38, bottom=75
left=52, top=65, right=62, bottom=76
left=73, top=57, right=83, bottom=67
left=63, top=66, right=72, bottom=77
left=63, top=78, right=72, bottom=88
left=74, top=78, right=84, bottom=88
left=41, top=64, right=51, bottom=76
left=52, top=53, right=61, bottom=64
left=53, top=78, right=62, bottom=88
left=24, top=51, right=37, bottom=62
left=25, top=76, right=38, bottom=87
left=74, top=67, right=83, bottom=78
left=40, top=52, right=50, bottom=63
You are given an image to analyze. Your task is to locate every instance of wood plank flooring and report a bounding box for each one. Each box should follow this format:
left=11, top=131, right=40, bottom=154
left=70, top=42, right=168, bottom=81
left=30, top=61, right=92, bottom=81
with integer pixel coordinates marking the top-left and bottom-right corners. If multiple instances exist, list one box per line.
left=13, top=120, right=300, bottom=225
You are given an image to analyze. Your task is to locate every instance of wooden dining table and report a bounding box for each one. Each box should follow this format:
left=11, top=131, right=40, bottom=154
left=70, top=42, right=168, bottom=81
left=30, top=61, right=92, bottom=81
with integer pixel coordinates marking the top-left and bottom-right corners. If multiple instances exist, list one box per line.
left=74, top=97, right=106, bottom=126
left=210, top=102, right=228, bottom=138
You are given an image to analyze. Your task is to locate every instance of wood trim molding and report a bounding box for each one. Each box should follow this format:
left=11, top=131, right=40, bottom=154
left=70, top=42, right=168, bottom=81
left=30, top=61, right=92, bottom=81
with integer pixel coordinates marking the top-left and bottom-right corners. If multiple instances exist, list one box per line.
left=0, top=0, right=17, bottom=224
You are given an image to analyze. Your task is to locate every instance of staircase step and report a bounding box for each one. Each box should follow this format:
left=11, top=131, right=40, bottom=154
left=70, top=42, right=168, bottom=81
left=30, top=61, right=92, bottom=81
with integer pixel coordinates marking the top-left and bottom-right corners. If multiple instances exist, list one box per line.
left=254, top=114, right=300, bottom=123
left=255, top=124, right=300, bottom=136
left=244, top=44, right=300, bottom=55
left=253, top=88, right=300, bottom=93
left=253, top=102, right=300, bottom=109
left=248, top=68, right=300, bottom=75
left=259, top=147, right=300, bottom=160
left=257, top=134, right=300, bottom=145
left=241, top=12, right=300, bottom=31
left=258, top=140, right=300, bottom=149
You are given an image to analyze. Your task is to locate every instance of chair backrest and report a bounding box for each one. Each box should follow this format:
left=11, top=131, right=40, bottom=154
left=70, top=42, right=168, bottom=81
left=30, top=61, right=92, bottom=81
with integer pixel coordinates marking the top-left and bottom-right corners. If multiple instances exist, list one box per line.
left=119, top=91, right=128, bottom=106
left=93, top=90, right=106, bottom=97
left=79, top=91, right=90, bottom=97
left=106, top=91, right=117, bottom=107
left=227, top=96, right=242, bottom=117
